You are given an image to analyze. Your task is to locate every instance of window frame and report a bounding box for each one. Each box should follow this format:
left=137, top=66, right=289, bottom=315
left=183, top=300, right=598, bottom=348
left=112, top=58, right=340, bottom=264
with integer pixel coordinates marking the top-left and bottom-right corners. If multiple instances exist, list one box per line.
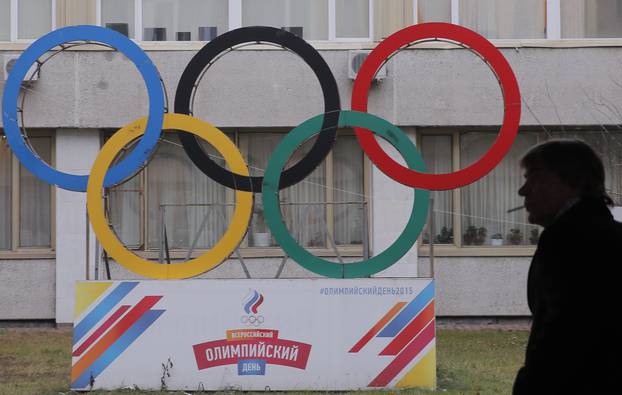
left=95, top=0, right=374, bottom=42
left=3, top=1, right=622, bottom=43
left=416, top=127, right=545, bottom=257
left=413, top=0, right=558, bottom=39
left=0, top=130, right=56, bottom=258
left=4, top=0, right=57, bottom=42
left=329, top=0, right=374, bottom=41
left=105, top=129, right=371, bottom=259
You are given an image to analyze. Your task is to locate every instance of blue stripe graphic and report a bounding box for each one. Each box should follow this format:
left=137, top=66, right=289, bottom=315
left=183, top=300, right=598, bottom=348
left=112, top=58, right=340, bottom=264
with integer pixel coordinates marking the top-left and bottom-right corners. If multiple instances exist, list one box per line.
left=377, top=281, right=434, bottom=337
left=71, top=309, right=164, bottom=389
left=244, top=290, right=259, bottom=314
left=73, top=282, right=139, bottom=345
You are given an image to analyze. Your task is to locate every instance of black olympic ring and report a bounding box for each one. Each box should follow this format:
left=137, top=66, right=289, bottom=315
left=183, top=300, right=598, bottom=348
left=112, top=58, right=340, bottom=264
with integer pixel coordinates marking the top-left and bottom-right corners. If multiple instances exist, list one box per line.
left=174, top=26, right=341, bottom=192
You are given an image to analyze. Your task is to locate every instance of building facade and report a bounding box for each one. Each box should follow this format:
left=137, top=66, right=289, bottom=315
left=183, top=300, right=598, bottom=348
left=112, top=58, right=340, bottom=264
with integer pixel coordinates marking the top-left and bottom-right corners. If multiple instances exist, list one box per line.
left=1, top=0, right=622, bottom=323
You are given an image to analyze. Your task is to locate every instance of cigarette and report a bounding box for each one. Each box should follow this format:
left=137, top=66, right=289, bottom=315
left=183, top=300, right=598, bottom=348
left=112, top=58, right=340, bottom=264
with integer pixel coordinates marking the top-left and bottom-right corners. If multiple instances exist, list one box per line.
left=507, top=205, right=525, bottom=213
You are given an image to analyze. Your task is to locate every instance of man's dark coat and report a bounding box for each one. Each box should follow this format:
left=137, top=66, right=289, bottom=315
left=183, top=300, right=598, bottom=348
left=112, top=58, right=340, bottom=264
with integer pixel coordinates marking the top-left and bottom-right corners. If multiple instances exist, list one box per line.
left=513, top=197, right=622, bottom=394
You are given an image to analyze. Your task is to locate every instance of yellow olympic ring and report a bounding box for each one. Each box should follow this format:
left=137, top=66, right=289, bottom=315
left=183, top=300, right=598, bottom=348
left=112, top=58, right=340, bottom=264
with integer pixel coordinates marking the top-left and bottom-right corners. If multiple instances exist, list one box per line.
left=86, top=113, right=253, bottom=279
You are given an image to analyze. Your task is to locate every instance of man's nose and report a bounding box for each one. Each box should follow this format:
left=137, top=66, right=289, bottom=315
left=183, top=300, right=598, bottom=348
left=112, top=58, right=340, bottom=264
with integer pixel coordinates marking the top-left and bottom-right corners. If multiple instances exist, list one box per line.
left=518, top=184, right=527, bottom=196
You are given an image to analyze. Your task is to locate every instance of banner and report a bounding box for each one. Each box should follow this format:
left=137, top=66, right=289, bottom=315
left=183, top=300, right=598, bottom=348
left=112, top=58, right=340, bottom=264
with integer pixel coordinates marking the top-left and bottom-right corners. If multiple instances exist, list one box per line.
left=71, top=279, right=435, bottom=391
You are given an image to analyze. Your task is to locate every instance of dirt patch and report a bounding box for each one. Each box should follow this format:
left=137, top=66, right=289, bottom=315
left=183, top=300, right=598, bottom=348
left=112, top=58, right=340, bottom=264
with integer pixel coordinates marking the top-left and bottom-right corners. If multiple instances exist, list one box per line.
left=437, top=317, right=531, bottom=331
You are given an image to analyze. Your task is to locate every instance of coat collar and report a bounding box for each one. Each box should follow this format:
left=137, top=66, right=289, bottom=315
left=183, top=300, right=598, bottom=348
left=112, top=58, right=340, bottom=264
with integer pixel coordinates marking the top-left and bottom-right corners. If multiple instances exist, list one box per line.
left=549, top=197, right=613, bottom=229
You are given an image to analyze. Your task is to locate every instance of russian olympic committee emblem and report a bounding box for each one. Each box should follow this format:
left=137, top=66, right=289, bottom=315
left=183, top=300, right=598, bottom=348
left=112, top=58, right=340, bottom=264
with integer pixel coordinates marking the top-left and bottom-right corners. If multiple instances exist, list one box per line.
left=241, top=289, right=264, bottom=326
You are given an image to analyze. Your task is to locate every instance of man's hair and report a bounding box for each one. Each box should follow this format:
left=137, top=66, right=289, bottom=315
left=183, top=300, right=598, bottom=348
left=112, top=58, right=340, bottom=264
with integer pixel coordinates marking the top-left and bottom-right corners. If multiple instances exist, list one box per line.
left=520, top=139, right=614, bottom=205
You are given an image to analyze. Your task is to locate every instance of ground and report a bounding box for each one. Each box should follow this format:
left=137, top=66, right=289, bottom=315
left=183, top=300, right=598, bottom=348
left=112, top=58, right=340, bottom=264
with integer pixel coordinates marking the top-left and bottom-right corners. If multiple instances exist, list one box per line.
left=0, top=327, right=529, bottom=395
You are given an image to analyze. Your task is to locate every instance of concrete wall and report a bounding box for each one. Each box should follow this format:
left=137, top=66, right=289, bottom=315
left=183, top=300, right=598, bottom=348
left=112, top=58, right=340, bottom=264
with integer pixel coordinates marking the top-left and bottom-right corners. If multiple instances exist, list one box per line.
left=54, top=129, right=99, bottom=323
left=0, top=259, right=55, bottom=319
left=2, top=46, right=622, bottom=129
left=0, top=254, right=531, bottom=319
left=3, top=45, right=622, bottom=322
left=418, top=257, right=531, bottom=316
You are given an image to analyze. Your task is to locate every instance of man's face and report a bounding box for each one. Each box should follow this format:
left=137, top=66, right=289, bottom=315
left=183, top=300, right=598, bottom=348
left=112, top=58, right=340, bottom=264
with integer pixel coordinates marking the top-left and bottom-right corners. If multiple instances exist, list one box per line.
left=518, top=164, right=579, bottom=227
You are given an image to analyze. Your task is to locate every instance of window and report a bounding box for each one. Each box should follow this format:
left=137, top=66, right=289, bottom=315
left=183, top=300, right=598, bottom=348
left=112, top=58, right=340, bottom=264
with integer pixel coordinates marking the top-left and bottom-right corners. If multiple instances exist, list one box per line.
left=0, top=0, right=9, bottom=41
left=460, top=131, right=538, bottom=247
left=101, top=0, right=136, bottom=39
left=97, top=0, right=372, bottom=41
left=108, top=131, right=366, bottom=255
left=420, top=130, right=540, bottom=249
left=0, top=0, right=55, bottom=41
left=108, top=133, right=230, bottom=250
left=335, top=0, right=370, bottom=39
left=242, top=0, right=329, bottom=40
left=0, top=137, right=11, bottom=249
left=544, top=130, right=622, bottom=204
left=18, top=0, right=54, bottom=39
left=459, top=0, right=546, bottom=39
left=243, top=0, right=371, bottom=41
left=99, top=0, right=229, bottom=41
left=420, top=128, right=622, bottom=251
left=240, top=133, right=326, bottom=248
left=0, top=132, right=53, bottom=251
left=561, top=0, right=622, bottom=38
left=142, top=0, right=228, bottom=41
left=417, top=0, right=451, bottom=23
left=6, top=0, right=622, bottom=43
left=420, top=135, right=453, bottom=244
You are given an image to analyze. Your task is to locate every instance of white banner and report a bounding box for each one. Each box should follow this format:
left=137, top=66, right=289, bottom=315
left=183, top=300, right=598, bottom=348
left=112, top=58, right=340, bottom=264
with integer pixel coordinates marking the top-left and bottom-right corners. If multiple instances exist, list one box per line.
left=71, top=279, right=435, bottom=391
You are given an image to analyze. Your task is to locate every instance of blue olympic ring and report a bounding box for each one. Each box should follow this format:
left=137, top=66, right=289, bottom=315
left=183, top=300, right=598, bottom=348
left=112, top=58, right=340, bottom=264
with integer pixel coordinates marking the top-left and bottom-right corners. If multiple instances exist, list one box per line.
left=1, top=25, right=165, bottom=192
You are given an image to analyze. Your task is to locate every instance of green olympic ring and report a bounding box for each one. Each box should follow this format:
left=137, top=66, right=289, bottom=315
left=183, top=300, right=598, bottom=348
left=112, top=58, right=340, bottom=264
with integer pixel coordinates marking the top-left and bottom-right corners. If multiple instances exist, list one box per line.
left=262, top=110, right=430, bottom=278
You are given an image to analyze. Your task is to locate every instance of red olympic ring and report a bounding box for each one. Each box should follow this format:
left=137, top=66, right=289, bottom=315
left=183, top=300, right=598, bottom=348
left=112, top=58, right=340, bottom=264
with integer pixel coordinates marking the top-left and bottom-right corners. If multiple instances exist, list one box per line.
left=352, top=22, right=521, bottom=190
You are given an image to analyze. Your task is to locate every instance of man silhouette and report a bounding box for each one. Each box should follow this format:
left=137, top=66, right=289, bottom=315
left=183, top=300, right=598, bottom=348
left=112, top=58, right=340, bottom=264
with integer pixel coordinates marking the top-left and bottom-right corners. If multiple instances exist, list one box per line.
left=513, top=139, right=622, bottom=394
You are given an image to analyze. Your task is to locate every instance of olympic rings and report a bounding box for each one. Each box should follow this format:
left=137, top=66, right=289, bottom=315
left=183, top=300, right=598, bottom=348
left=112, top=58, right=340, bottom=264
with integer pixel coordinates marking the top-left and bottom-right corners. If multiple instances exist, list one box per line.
left=3, top=23, right=521, bottom=280
left=241, top=315, right=264, bottom=326
left=174, top=26, right=341, bottom=192
left=351, top=22, right=521, bottom=190
left=86, top=113, right=253, bottom=279
left=262, top=111, right=429, bottom=278
left=1, top=25, right=165, bottom=192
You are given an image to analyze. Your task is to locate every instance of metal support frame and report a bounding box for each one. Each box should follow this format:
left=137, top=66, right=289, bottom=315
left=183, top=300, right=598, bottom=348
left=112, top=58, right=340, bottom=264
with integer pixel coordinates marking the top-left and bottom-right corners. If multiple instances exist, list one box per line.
left=91, top=198, right=369, bottom=280
left=274, top=201, right=368, bottom=279
left=182, top=203, right=251, bottom=278
left=148, top=201, right=368, bottom=279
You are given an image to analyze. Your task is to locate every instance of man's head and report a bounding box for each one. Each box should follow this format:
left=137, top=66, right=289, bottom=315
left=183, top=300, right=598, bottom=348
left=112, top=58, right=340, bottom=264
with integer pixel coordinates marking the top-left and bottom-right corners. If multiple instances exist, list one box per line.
left=518, top=139, right=612, bottom=227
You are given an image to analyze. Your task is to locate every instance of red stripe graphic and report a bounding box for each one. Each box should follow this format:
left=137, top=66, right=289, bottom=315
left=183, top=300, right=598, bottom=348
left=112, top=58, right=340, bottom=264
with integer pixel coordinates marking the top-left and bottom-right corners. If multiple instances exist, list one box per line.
left=252, top=294, right=264, bottom=313
left=71, top=296, right=162, bottom=382
left=379, top=300, right=434, bottom=356
left=72, top=305, right=131, bottom=357
left=368, top=320, right=435, bottom=387
left=349, top=302, right=406, bottom=353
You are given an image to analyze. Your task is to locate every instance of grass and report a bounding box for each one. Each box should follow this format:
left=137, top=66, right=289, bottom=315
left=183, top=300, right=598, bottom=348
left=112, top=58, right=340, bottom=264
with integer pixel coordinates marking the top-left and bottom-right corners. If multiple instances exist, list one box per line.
left=0, top=328, right=528, bottom=395
left=0, top=328, right=72, bottom=395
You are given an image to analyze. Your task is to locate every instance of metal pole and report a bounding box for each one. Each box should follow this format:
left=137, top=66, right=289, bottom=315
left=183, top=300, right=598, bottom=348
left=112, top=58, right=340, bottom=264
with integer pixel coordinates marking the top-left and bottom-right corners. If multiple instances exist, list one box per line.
left=429, top=197, right=435, bottom=278
left=164, top=227, right=171, bottom=265
left=102, top=190, right=111, bottom=279
left=85, top=206, right=90, bottom=280
left=362, top=201, right=369, bottom=260
left=103, top=250, right=111, bottom=280
left=158, top=205, right=164, bottom=263
left=235, top=248, right=251, bottom=279
left=94, top=239, right=100, bottom=280
left=186, top=208, right=212, bottom=261
left=276, top=204, right=304, bottom=279
left=322, top=207, right=344, bottom=265
left=275, top=254, right=288, bottom=279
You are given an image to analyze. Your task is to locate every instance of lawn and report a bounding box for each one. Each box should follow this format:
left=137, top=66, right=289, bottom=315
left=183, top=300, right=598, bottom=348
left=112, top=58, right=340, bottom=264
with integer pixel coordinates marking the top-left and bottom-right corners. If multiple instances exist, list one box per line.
left=0, top=328, right=528, bottom=395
